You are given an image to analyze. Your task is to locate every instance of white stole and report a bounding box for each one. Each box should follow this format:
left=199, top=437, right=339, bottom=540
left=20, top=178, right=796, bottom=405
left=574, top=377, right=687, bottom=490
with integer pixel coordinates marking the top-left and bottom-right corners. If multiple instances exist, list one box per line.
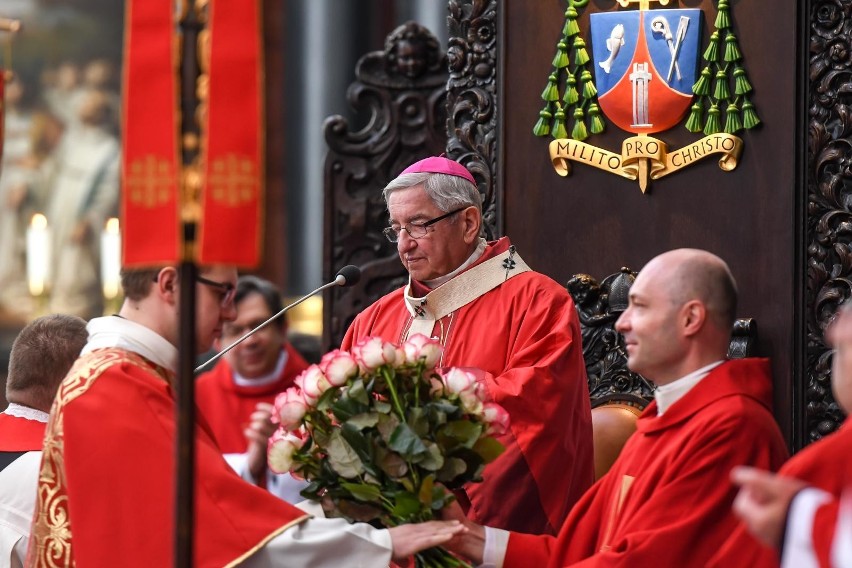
left=402, top=246, right=530, bottom=340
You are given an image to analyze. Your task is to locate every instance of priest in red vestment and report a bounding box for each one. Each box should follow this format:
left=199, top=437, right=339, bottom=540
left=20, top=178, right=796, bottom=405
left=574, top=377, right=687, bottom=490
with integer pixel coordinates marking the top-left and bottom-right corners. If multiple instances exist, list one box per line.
left=437, top=249, right=789, bottom=567
left=0, top=314, right=88, bottom=566
left=342, top=156, right=594, bottom=536
left=27, top=264, right=464, bottom=567
left=712, top=302, right=852, bottom=568
left=196, top=275, right=309, bottom=501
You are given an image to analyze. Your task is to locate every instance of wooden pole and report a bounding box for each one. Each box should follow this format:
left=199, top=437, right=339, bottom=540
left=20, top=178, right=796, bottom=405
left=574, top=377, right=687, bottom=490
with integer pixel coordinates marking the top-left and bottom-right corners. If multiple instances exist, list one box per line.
left=176, top=1, right=203, bottom=564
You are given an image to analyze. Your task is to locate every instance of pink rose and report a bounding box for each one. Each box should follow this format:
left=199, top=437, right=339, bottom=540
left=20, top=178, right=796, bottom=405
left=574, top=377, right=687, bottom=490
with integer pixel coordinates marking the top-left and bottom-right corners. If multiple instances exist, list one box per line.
left=459, top=388, right=484, bottom=415
left=274, top=387, right=308, bottom=431
left=429, top=376, right=445, bottom=397
left=351, top=337, right=398, bottom=371
left=403, top=334, right=443, bottom=368
left=294, top=365, right=331, bottom=405
left=320, top=350, right=359, bottom=387
left=267, top=429, right=304, bottom=473
left=483, top=402, right=510, bottom=436
left=441, top=368, right=478, bottom=394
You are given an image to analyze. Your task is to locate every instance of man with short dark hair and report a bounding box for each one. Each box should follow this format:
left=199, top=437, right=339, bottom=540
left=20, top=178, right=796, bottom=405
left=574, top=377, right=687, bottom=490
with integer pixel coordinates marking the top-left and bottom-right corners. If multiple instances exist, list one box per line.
left=0, top=314, right=88, bottom=566
left=342, top=156, right=594, bottom=535
left=438, top=249, right=789, bottom=567
left=27, top=264, right=462, bottom=567
left=196, top=275, right=310, bottom=501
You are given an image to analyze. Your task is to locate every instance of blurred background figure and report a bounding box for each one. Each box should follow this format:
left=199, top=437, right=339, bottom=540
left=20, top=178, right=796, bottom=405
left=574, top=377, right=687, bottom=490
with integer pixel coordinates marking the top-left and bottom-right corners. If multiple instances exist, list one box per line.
left=43, top=88, right=120, bottom=319
left=196, top=275, right=310, bottom=502
left=0, top=73, right=45, bottom=322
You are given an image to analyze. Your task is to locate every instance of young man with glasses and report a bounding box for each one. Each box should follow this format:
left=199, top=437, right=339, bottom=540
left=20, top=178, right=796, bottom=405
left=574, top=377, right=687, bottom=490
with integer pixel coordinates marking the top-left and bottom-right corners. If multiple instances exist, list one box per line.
left=342, top=156, right=594, bottom=536
left=196, top=275, right=310, bottom=502
left=27, top=264, right=464, bottom=566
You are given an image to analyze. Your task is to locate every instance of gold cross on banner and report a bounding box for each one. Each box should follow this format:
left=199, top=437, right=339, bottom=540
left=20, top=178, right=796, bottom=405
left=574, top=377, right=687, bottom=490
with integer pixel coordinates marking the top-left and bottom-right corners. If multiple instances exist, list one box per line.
left=126, top=155, right=175, bottom=207
left=208, top=154, right=257, bottom=206
left=616, top=0, right=670, bottom=10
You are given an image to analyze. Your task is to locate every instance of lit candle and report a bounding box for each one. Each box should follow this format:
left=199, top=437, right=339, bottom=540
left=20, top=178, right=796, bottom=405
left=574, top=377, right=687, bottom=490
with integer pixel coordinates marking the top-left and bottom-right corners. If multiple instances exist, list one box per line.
left=26, top=213, right=50, bottom=296
left=101, top=217, right=122, bottom=299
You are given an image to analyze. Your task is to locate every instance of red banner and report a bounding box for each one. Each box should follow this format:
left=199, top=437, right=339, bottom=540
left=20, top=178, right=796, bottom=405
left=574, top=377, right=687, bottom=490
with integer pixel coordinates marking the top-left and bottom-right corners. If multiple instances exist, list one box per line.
left=121, top=0, right=181, bottom=267
left=198, top=0, right=264, bottom=267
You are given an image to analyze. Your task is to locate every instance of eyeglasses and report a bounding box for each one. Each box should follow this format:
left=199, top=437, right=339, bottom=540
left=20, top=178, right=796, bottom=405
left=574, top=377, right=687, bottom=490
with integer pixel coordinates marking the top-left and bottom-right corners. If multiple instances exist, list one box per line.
left=382, top=207, right=467, bottom=243
left=196, top=275, right=236, bottom=308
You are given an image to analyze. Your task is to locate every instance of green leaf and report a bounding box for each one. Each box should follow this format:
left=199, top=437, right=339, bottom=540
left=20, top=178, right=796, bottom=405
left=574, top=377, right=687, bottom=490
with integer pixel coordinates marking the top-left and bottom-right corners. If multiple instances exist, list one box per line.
left=436, top=457, right=467, bottom=483
left=377, top=413, right=401, bottom=443
left=348, top=378, right=370, bottom=405
left=315, top=386, right=339, bottom=411
left=473, top=437, right=506, bottom=464
left=373, top=400, right=392, bottom=414
left=391, top=491, right=422, bottom=520
left=407, top=407, right=429, bottom=437
left=440, top=420, right=483, bottom=449
left=418, top=474, right=435, bottom=507
left=340, top=424, right=380, bottom=478
left=341, top=482, right=383, bottom=503
left=327, top=429, right=365, bottom=478
left=377, top=447, right=409, bottom=479
left=414, top=440, right=445, bottom=471
left=389, top=423, right=428, bottom=457
left=347, top=412, right=380, bottom=430
left=331, top=395, right=369, bottom=422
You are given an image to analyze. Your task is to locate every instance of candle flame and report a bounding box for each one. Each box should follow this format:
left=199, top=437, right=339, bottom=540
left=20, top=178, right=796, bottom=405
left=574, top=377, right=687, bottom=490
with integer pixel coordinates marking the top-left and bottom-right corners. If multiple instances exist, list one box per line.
left=31, top=213, right=48, bottom=230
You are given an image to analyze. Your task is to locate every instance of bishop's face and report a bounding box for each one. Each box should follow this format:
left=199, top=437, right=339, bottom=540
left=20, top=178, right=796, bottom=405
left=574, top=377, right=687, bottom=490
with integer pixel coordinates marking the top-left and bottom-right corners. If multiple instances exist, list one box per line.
left=387, top=185, right=475, bottom=282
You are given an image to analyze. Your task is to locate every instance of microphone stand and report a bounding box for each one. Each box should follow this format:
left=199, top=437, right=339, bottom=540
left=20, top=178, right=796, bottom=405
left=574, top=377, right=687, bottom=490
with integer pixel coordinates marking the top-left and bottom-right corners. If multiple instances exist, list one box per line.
left=195, top=275, right=346, bottom=373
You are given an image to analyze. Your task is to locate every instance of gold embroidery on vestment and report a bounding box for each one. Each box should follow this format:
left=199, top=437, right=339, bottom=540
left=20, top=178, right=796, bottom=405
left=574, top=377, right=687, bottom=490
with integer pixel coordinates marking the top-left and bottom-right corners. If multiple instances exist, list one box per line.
left=29, top=350, right=169, bottom=567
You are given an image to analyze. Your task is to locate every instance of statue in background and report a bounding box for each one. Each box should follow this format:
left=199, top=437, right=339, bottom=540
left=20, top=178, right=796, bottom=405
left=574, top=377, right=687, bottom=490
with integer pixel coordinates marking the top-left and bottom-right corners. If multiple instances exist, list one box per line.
left=44, top=88, right=120, bottom=319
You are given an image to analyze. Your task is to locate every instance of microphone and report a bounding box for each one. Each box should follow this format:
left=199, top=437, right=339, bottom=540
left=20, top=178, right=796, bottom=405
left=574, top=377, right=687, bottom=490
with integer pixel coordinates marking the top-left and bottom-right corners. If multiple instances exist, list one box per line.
left=195, top=265, right=361, bottom=373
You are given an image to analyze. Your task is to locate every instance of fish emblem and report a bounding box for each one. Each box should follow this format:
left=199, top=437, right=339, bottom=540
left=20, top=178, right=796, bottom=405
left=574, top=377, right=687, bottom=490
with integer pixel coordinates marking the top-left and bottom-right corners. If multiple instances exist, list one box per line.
left=599, top=24, right=625, bottom=74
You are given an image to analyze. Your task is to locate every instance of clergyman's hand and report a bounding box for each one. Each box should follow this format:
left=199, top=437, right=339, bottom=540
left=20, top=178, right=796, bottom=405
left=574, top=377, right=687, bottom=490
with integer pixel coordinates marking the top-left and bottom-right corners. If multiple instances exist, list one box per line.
left=438, top=497, right=486, bottom=564
left=731, top=466, right=808, bottom=549
left=388, top=520, right=466, bottom=561
left=244, top=402, right=277, bottom=483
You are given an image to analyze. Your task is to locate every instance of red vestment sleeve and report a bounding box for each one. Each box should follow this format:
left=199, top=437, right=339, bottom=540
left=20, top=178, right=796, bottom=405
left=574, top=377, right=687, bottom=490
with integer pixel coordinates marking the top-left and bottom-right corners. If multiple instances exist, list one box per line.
left=463, top=280, right=593, bottom=534
left=503, top=362, right=788, bottom=568
left=59, top=357, right=305, bottom=567
left=708, top=418, right=852, bottom=568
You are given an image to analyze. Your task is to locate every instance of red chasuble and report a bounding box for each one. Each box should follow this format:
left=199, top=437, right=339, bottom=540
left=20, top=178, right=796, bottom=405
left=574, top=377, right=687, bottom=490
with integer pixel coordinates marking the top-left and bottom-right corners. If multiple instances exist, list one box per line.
left=708, top=418, right=852, bottom=568
left=503, top=359, right=789, bottom=568
left=342, top=237, right=594, bottom=536
left=0, top=412, right=46, bottom=452
left=196, top=343, right=309, bottom=453
left=28, top=349, right=306, bottom=568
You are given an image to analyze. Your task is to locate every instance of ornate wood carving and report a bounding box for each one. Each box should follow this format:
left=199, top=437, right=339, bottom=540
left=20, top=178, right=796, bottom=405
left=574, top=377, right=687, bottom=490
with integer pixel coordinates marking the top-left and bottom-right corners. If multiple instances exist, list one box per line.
left=805, top=0, right=852, bottom=441
left=566, top=268, right=655, bottom=403
left=446, top=0, right=501, bottom=239
left=322, top=22, right=449, bottom=350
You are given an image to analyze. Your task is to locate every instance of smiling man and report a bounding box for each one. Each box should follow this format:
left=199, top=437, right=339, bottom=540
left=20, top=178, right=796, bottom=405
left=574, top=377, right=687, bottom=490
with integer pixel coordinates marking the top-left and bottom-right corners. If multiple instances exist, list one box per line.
left=341, top=156, right=594, bottom=536
left=437, top=248, right=789, bottom=568
left=196, top=275, right=309, bottom=501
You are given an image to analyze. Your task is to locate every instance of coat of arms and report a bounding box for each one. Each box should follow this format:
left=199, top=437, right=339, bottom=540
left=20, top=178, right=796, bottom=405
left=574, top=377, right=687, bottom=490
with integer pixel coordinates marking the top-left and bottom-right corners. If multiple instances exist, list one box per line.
left=535, top=0, right=755, bottom=192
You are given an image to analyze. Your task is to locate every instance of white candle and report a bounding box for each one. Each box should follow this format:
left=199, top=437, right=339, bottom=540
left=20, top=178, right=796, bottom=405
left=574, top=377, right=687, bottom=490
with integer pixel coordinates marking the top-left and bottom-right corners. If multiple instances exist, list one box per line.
left=101, top=217, right=121, bottom=299
left=26, top=213, right=50, bottom=297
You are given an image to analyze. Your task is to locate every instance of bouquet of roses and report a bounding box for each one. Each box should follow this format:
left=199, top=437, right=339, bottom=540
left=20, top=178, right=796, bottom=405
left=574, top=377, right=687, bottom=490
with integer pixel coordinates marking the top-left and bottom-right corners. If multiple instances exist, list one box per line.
left=268, top=334, right=510, bottom=567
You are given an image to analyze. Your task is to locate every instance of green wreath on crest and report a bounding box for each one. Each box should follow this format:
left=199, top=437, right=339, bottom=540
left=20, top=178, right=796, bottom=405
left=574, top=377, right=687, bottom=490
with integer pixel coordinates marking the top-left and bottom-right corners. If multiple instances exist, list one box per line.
left=533, top=0, right=760, bottom=141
